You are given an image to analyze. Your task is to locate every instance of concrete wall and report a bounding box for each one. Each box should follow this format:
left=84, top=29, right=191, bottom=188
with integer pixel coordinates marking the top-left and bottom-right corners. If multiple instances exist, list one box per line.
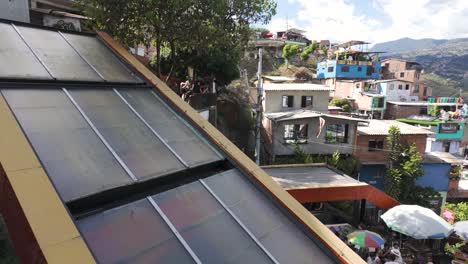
left=380, top=81, right=413, bottom=102
left=332, top=80, right=359, bottom=98
left=418, top=163, right=451, bottom=191
left=354, top=134, right=427, bottom=163
left=317, top=60, right=381, bottom=79
left=0, top=0, right=30, bottom=23
left=267, top=116, right=357, bottom=156
left=263, top=90, right=330, bottom=113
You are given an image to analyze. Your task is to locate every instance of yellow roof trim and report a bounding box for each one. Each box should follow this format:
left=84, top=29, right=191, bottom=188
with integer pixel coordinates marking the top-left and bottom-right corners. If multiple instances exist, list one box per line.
left=97, top=31, right=365, bottom=264
left=0, top=95, right=95, bottom=263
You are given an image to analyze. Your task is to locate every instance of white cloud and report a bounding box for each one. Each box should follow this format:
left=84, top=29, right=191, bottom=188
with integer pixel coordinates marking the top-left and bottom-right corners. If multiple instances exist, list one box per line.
left=267, top=0, right=468, bottom=44
left=267, top=17, right=299, bottom=34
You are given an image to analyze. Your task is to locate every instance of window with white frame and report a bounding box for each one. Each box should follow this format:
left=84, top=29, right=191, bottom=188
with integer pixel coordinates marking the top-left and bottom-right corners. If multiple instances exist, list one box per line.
left=284, top=124, right=308, bottom=143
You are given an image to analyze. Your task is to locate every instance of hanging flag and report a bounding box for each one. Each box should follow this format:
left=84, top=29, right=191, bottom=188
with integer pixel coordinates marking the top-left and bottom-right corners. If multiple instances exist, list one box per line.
left=316, top=117, right=325, bottom=138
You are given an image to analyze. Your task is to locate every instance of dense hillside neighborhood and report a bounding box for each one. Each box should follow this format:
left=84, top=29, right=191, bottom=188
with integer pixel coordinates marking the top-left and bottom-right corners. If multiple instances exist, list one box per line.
left=0, top=1, right=468, bottom=264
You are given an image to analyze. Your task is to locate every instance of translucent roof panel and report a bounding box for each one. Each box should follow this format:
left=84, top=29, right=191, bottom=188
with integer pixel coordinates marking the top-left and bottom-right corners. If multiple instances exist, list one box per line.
left=63, top=33, right=141, bottom=83
left=77, top=199, right=195, bottom=264
left=68, top=89, right=186, bottom=180
left=204, top=169, right=336, bottom=263
left=1, top=89, right=134, bottom=202
left=117, top=88, right=222, bottom=167
left=152, top=181, right=272, bottom=263
left=0, top=23, right=52, bottom=80
left=16, top=26, right=102, bottom=82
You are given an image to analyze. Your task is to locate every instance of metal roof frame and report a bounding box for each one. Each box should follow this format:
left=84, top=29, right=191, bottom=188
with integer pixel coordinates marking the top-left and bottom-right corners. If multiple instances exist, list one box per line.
left=0, top=19, right=366, bottom=263
left=97, top=31, right=366, bottom=264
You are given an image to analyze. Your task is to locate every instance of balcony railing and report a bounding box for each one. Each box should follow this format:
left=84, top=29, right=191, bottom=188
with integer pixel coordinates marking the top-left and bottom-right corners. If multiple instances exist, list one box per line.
left=337, top=60, right=378, bottom=66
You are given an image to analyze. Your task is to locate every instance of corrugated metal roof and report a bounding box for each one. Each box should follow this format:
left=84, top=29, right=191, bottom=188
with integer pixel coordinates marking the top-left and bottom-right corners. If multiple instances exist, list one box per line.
left=264, top=109, right=368, bottom=122
left=263, top=82, right=334, bottom=91
left=263, top=165, right=362, bottom=189
left=423, top=152, right=464, bottom=165
left=357, top=120, right=433, bottom=135
left=262, top=75, right=296, bottom=82
left=264, top=109, right=322, bottom=121
left=387, top=101, right=458, bottom=106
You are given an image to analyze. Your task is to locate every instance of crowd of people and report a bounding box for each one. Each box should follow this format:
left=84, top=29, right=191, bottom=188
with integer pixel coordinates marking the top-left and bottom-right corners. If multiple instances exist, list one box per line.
left=365, top=244, right=404, bottom=264
left=179, top=79, right=212, bottom=102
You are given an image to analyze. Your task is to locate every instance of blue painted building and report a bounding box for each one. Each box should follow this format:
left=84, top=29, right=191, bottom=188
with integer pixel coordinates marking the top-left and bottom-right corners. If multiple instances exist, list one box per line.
left=359, top=164, right=386, bottom=190
left=317, top=60, right=381, bottom=79
left=359, top=152, right=460, bottom=212
left=418, top=163, right=451, bottom=192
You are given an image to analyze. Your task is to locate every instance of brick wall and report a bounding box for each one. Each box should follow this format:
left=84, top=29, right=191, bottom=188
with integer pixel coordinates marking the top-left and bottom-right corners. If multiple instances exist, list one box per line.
left=385, top=103, right=423, bottom=119
left=354, top=134, right=428, bottom=163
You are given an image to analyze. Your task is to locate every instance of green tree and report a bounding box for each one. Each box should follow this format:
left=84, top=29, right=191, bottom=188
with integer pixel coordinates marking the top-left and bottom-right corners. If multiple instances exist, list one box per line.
left=293, top=143, right=313, bottom=164
left=385, top=126, right=440, bottom=206
left=428, top=105, right=440, bottom=117
left=282, top=44, right=300, bottom=68
left=329, top=98, right=353, bottom=112
left=76, top=0, right=277, bottom=83
left=444, top=202, right=468, bottom=222
left=300, top=41, right=319, bottom=61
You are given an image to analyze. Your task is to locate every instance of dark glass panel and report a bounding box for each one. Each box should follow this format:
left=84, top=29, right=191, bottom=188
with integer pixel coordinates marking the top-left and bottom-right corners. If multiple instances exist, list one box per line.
left=1, top=89, right=133, bottom=202
left=17, top=26, right=102, bottom=81
left=69, top=89, right=186, bottom=180
left=117, top=88, right=222, bottom=167
left=77, top=199, right=194, bottom=264
left=152, top=181, right=271, bottom=264
left=0, top=23, right=52, bottom=80
left=64, top=34, right=141, bottom=83
left=204, top=169, right=335, bottom=263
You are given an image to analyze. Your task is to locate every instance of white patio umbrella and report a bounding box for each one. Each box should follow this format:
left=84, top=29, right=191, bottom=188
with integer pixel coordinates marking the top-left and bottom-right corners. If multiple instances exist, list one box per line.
left=454, top=221, right=468, bottom=240
left=380, top=205, right=453, bottom=239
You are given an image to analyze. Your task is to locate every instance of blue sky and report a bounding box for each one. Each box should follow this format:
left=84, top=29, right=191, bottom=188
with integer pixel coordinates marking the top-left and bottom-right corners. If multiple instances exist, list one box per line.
left=261, top=0, right=468, bottom=44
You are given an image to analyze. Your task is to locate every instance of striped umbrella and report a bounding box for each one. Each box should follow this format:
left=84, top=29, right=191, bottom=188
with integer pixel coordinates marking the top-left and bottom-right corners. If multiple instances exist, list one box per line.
left=347, top=230, right=385, bottom=248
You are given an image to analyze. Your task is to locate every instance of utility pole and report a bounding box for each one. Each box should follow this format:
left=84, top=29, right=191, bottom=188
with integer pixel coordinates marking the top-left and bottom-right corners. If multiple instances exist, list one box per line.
left=255, top=48, right=263, bottom=165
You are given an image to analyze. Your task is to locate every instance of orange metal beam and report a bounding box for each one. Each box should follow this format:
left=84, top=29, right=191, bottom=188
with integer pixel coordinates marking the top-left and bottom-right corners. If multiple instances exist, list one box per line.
left=287, top=184, right=400, bottom=209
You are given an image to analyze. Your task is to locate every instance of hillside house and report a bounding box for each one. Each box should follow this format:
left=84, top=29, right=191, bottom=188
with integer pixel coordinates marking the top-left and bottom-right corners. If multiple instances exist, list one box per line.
left=276, top=28, right=311, bottom=46
left=385, top=100, right=459, bottom=119
left=263, top=111, right=365, bottom=162
left=326, top=79, right=386, bottom=119
left=355, top=120, right=454, bottom=211
left=354, top=120, right=432, bottom=164
left=397, top=117, right=465, bottom=154
left=381, top=58, right=431, bottom=100
left=254, top=80, right=366, bottom=162
left=317, top=41, right=382, bottom=80
left=355, top=120, right=432, bottom=191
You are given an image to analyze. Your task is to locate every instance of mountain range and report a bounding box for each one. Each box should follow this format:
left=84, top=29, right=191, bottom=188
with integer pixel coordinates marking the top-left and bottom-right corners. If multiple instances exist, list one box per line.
left=371, top=37, right=468, bottom=98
